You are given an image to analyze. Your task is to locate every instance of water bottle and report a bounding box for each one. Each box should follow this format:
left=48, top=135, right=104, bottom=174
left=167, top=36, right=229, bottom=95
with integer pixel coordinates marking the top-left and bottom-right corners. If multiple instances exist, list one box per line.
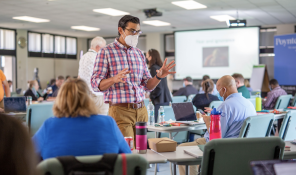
left=256, top=92, right=262, bottom=111
left=158, top=106, right=165, bottom=124
left=209, top=108, right=222, bottom=141
left=147, top=102, right=155, bottom=126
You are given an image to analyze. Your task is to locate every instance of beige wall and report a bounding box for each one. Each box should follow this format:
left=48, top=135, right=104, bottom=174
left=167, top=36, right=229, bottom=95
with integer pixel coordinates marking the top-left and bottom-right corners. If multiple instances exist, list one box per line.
left=16, top=29, right=87, bottom=90
left=276, top=24, right=296, bottom=35
left=146, top=33, right=165, bottom=60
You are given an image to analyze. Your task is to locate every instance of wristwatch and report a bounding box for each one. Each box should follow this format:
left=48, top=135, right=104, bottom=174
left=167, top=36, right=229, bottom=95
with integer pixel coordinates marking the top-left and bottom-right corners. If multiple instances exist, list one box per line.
left=156, top=75, right=162, bottom=80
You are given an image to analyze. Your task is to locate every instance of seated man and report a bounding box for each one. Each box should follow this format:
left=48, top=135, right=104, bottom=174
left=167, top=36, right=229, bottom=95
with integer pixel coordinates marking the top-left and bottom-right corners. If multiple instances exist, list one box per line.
left=232, top=73, right=250, bottom=98
left=173, top=76, right=198, bottom=98
left=48, top=76, right=65, bottom=98
left=263, top=79, right=287, bottom=109
left=178, top=75, right=256, bottom=175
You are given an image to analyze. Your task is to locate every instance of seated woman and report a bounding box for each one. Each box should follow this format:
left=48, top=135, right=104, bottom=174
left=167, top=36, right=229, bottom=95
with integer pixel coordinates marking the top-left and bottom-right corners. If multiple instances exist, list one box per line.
left=24, top=80, right=48, bottom=101
left=192, top=79, right=219, bottom=110
left=33, top=79, right=131, bottom=160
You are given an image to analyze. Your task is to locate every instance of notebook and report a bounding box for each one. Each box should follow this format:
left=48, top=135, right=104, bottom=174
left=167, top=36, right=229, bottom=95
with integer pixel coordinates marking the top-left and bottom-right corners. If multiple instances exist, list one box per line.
left=4, top=97, right=27, bottom=113
left=183, top=146, right=203, bottom=158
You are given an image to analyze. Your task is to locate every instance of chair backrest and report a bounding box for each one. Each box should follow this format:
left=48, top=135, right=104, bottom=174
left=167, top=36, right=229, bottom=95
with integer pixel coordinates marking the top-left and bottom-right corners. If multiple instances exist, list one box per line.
left=250, top=95, right=257, bottom=99
left=208, top=101, right=223, bottom=109
left=200, top=137, right=285, bottom=175
left=274, top=95, right=292, bottom=109
left=172, top=96, right=186, bottom=103
left=37, top=154, right=148, bottom=175
left=247, top=98, right=256, bottom=109
left=251, top=91, right=261, bottom=95
left=279, top=110, right=296, bottom=141
left=292, top=93, right=296, bottom=107
left=187, top=94, right=196, bottom=102
left=143, top=99, right=149, bottom=107
left=238, top=114, right=274, bottom=138
left=163, top=106, right=175, bottom=121
left=26, top=102, right=54, bottom=136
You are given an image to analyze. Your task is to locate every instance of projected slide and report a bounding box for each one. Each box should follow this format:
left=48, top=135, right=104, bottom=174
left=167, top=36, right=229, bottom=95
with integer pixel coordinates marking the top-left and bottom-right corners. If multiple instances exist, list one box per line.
left=175, top=27, right=259, bottom=79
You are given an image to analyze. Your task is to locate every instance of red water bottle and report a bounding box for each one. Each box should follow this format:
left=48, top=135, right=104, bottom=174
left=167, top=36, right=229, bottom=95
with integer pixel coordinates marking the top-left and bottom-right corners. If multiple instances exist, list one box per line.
left=209, top=108, right=222, bottom=140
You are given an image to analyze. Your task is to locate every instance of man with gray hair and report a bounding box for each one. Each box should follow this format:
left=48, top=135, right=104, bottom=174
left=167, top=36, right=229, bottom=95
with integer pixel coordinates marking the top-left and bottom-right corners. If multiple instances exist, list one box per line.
left=78, top=36, right=109, bottom=115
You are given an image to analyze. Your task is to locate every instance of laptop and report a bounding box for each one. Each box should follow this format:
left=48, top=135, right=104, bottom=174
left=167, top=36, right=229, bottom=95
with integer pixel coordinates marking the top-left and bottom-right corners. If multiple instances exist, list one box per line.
left=4, top=97, right=27, bottom=113
left=172, top=102, right=197, bottom=124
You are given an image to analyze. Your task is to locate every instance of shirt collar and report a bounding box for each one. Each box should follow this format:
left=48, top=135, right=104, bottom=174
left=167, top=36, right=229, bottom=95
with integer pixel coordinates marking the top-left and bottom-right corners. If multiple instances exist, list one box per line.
left=114, top=38, right=134, bottom=50
left=272, top=86, right=281, bottom=91
left=225, top=93, right=242, bottom=101
left=88, top=49, right=97, bottom=53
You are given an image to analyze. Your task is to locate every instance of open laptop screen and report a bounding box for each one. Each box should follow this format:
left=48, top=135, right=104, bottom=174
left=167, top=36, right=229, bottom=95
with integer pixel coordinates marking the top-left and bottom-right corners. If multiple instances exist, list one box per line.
left=4, top=97, right=27, bottom=112
left=172, top=102, right=196, bottom=121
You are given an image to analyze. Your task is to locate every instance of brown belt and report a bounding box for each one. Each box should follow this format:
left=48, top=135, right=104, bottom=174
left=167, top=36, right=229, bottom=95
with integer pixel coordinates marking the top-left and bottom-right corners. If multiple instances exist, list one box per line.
left=109, top=101, right=144, bottom=109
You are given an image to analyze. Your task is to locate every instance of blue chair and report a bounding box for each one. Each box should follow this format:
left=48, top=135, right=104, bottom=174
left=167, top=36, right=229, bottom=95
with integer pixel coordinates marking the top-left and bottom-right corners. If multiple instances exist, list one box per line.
left=143, top=98, right=149, bottom=107
left=250, top=95, right=257, bottom=99
left=160, top=106, right=188, bottom=143
left=274, top=95, right=292, bottom=109
left=247, top=98, right=256, bottom=109
left=172, top=96, right=186, bottom=103
left=26, top=103, right=54, bottom=136
left=291, top=93, right=296, bottom=107
left=238, top=114, right=274, bottom=138
left=187, top=94, right=196, bottom=102
left=209, top=101, right=223, bottom=109
left=279, top=111, right=296, bottom=141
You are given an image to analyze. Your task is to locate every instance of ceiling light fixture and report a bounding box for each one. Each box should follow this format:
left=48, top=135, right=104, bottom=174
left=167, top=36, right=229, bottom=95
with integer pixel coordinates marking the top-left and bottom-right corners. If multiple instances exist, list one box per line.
left=12, top=16, right=50, bottom=23
left=93, top=8, right=129, bottom=16
left=143, top=20, right=171, bottom=27
left=210, top=15, right=235, bottom=22
left=71, top=26, right=100, bottom=31
left=172, top=0, right=207, bottom=10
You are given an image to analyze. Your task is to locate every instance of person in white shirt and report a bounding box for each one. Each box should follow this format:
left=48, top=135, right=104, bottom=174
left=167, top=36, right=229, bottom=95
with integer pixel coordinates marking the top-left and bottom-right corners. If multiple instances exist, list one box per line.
left=78, top=36, right=109, bottom=115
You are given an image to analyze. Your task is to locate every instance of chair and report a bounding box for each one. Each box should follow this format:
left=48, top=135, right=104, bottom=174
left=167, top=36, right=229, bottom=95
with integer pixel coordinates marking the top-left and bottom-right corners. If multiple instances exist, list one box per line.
left=250, top=95, right=257, bottom=99
left=200, top=137, right=285, bottom=175
left=37, top=154, right=148, bottom=175
left=187, top=94, right=196, bottom=102
left=238, top=114, right=274, bottom=138
left=172, top=96, right=186, bottom=103
left=274, top=95, right=292, bottom=109
left=279, top=111, right=296, bottom=141
left=208, top=101, right=223, bottom=109
left=247, top=98, right=256, bottom=109
left=143, top=98, right=149, bottom=107
left=291, top=93, right=296, bottom=107
left=26, top=102, right=54, bottom=136
left=160, top=106, right=188, bottom=143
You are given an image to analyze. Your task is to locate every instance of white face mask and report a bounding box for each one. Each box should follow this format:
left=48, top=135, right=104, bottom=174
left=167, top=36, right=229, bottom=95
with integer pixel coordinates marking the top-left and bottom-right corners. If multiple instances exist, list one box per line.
left=123, top=31, right=138, bottom=47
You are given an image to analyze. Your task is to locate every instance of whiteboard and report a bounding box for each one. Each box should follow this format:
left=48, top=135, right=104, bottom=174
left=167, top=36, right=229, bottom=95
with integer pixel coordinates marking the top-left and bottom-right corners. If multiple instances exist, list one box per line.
left=250, top=65, right=265, bottom=91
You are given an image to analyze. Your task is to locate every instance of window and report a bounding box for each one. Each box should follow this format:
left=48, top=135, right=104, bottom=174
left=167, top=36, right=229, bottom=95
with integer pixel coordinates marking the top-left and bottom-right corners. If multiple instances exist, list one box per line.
left=28, top=32, right=41, bottom=52
left=0, top=29, right=15, bottom=50
left=66, top=37, right=76, bottom=55
left=54, top=36, right=65, bottom=54
left=42, top=34, right=53, bottom=53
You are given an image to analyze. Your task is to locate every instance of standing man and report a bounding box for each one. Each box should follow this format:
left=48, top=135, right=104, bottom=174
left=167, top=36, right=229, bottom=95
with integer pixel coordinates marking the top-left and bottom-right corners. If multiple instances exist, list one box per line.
left=79, top=36, right=109, bottom=115
left=232, top=73, right=250, bottom=98
left=0, top=70, right=11, bottom=108
left=91, top=15, right=175, bottom=142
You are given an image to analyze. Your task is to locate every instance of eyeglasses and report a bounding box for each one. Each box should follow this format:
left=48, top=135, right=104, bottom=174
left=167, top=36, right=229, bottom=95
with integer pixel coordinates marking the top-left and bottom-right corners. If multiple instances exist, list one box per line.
left=125, top=28, right=142, bottom=35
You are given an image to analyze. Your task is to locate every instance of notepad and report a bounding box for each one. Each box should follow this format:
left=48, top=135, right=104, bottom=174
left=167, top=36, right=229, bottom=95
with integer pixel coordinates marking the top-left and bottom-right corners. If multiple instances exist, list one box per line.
left=184, top=147, right=203, bottom=158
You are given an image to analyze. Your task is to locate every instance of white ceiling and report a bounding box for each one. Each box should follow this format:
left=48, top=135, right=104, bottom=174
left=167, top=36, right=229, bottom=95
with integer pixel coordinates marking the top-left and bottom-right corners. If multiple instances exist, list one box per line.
left=0, top=0, right=296, bottom=38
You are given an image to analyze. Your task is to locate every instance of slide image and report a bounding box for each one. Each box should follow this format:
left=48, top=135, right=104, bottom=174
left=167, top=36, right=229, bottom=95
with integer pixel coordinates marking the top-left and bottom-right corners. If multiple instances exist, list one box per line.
left=202, top=46, right=229, bottom=67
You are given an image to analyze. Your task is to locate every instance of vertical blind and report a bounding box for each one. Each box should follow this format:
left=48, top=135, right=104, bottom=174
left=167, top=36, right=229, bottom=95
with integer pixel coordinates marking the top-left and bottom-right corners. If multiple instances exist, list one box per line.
left=54, top=36, right=65, bottom=54
left=42, top=34, right=54, bottom=53
left=66, top=37, right=76, bottom=55
left=28, top=33, right=41, bottom=52
left=0, top=29, right=15, bottom=50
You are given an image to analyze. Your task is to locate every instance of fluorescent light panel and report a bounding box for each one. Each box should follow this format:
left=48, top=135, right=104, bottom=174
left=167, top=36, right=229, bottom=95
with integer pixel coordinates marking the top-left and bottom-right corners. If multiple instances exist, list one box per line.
left=210, top=15, right=235, bottom=22
left=93, top=8, right=129, bottom=16
left=143, top=20, right=171, bottom=26
left=71, top=26, right=100, bottom=31
left=13, top=16, right=50, bottom=23
left=172, top=0, right=207, bottom=10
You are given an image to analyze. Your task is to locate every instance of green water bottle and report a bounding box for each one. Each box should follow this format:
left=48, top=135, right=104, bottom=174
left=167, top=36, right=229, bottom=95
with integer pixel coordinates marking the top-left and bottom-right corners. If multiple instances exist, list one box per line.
left=256, top=92, right=262, bottom=111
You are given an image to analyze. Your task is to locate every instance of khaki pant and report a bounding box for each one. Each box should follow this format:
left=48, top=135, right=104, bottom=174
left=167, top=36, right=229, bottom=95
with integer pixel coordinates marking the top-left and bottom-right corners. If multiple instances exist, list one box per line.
left=91, top=95, right=109, bottom=115
left=108, top=105, right=148, bottom=145
left=179, top=138, right=207, bottom=175
left=0, top=100, right=3, bottom=109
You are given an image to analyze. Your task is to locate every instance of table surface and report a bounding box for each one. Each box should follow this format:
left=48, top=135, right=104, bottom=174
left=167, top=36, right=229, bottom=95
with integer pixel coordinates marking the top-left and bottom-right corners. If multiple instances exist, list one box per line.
left=132, top=149, right=167, bottom=164
left=284, top=140, right=296, bottom=159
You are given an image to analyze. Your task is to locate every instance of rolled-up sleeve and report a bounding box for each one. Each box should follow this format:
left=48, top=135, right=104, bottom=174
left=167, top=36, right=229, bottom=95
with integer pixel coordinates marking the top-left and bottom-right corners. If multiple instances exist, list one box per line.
left=263, top=92, right=273, bottom=109
left=140, top=54, right=152, bottom=91
left=91, top=49, right=108, bottom=92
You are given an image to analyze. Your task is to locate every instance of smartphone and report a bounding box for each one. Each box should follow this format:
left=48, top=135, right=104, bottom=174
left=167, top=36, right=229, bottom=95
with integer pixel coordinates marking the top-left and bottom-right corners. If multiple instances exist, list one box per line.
left=198, top=109, right=206, bottom=115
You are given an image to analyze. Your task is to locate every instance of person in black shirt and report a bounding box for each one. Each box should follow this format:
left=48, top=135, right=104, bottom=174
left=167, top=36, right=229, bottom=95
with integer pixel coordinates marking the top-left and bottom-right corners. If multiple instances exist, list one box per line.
left=146, top=49, right=172, bottom=122
left=24, top=80, right=48, bottom=101
left=192, top=79, right=219, bottom=110
left=173, top=76, right=198, bottom=98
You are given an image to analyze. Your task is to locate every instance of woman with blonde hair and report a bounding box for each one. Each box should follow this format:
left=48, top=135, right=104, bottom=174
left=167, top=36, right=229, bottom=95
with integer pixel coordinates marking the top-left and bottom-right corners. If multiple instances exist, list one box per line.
left=33, top=79, right=131, bottom=160
left=24, top=80, right=48, bottom=101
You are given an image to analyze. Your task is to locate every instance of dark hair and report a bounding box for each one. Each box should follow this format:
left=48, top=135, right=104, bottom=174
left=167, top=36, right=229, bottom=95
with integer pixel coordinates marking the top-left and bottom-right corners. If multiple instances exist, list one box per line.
left=8, top=80, right=12, bottom=83
left=118, top=15, right=140, bottom=36
left=57, top=75, right=65, bottom=80
left=0, top=114, right=37, bottom=175
left=202, top=79, right=214, bottom=99
left=148, top=49, right=163, bottom=69
left=232, top=73, right=244, bottom=83
left=202, top=75, right=210, bottom=81
left=66, top=75, right=71, bottom=79
left=50, top=79, right=56, bottom=85
left=269, top=79, right=279, bottom=86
